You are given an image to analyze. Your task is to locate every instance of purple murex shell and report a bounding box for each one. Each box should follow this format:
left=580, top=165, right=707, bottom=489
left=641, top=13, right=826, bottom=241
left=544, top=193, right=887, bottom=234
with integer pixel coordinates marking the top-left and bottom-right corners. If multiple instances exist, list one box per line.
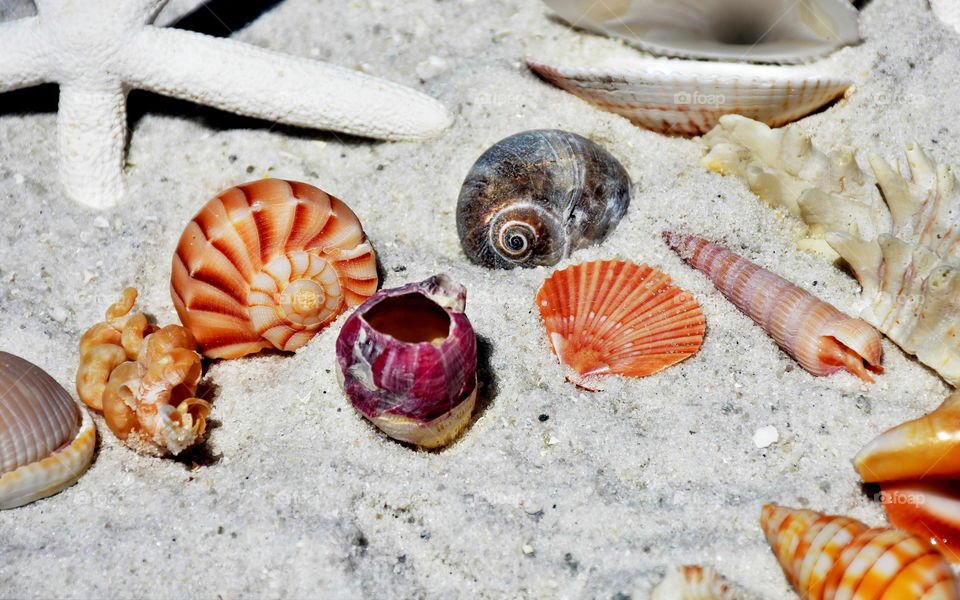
left=335, top=275, right=478, bottom=448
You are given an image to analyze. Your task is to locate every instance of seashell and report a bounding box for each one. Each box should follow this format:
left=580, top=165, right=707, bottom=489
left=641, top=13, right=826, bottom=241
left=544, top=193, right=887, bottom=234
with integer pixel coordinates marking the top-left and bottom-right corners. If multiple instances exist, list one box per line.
left=527, top=61, right=851, bottom=137
left=651, top=565, right=739, bottom=600
left=854, top=390, right=960, bottom=561
left=866, top=144, right=960, bottom=263
left=663, top=231, right=883, bottom=381
left=542, top=0, right=860, bottom=63
left=535, top=259, right=704, bottom=390
left=701, top=115, right=886, bottom=253
left=1, top=352, right=95, bottom=509
left=702, top=115, right=960, bottom=263
left=172, top=178, right=378, bottom=359
left=931, top=0, right=960, bottom=36
left=825, top=233, right=960, bottom=386
left=456, top=130, right=630, bottom=269
left=335, top=274, right=478, bottom=448
left=77, top=288, right=211, bottom=455
left=761, top=504, right=959, bottom=599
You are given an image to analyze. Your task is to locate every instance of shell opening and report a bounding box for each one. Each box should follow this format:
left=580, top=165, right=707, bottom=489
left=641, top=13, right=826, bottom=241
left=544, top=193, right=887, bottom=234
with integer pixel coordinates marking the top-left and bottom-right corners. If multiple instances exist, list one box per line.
left=362, top=293, right=451, bottom=347
left=819, top=335, right=884, bottom=383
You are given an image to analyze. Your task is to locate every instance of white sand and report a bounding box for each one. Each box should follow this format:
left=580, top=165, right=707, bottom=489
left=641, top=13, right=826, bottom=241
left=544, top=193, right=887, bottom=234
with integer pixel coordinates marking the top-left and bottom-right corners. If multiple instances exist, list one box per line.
left=1, top=0, right=959, bottom=597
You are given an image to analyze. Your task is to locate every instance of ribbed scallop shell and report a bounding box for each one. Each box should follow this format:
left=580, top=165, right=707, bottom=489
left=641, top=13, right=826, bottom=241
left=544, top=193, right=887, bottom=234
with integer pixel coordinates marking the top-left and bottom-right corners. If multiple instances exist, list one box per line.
left=172, top=179, right=378, bottom=359
left=1, top=352, right=95, bottom=509
left=542, top=0, right=860, bottom=63
left=651, top=565, right=739, bottom=600
left=664, top=232, right=883, bottom=381
left=761, top=504, right=959, bottom=599
left=536, top=260, right=705, bottom=389
left=456, top=130, right=630, bottom=269
left=854, top=390, right=960, bottom=562
left=528, top=61, right=851, bottom=137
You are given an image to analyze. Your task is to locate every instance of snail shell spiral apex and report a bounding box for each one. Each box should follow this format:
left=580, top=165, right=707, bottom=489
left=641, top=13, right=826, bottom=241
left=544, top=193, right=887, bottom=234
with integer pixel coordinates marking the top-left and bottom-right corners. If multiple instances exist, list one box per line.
left=456, top=130, right=630, bottom=269
left=172, top=179, right=379, bottom=359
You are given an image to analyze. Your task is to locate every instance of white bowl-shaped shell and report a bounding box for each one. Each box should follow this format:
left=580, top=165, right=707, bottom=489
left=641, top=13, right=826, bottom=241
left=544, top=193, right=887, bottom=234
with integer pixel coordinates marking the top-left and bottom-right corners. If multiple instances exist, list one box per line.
left=542, top=0, right=860, bottom=63
left=1, top=352, right=96, bottom=509
left=527, top=60, right=851, bottom=136
left=172, top=179, right=379, bottom=359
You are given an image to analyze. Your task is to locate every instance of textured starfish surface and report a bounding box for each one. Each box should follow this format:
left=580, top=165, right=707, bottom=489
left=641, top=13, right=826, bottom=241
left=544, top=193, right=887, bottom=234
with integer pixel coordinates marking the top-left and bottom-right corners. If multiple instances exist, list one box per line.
left=0, top=0, right=452, bottom=209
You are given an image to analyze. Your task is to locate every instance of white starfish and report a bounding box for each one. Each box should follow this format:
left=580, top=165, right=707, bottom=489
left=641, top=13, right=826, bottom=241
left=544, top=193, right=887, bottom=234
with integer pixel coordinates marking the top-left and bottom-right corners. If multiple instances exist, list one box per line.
left=0, top=0, right=453, bottom=209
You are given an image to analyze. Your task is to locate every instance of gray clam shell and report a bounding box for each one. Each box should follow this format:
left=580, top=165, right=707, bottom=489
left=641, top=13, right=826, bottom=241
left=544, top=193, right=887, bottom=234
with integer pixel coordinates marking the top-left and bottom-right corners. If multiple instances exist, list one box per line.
left=456, top=129, right=631, bottom=269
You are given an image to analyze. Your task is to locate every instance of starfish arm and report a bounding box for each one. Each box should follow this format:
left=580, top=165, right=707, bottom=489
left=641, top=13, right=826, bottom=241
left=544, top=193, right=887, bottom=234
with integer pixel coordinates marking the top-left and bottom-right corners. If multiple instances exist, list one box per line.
left=0, top=18, right=53, bottom=93
left=57, top=82, right=128, bottom=209
left=122, top=27, right=452, bottom=141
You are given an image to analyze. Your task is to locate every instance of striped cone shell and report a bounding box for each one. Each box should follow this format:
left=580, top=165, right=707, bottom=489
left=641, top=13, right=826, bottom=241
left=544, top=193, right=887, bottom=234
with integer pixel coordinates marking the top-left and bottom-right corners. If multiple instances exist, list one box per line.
left=172, top=179, right=378, bottom=359
left=536, top=259, right=705, bottom=389
left=527, top=61, right=851, bottom=137
left=1, top=352, right=95, bottom=509
left=663, top=232, right=883, bottom=381
left=761, top=505, right=959, bottom=599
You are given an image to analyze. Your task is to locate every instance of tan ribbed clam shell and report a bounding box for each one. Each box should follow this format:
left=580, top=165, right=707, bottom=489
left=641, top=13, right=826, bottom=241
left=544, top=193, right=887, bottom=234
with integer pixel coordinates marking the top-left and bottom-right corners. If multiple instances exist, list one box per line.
left=172, top=179, right=379, bottom=359
left=1, top=352, right=95, bottom=509
left=527, top=60, right=851, bottom=136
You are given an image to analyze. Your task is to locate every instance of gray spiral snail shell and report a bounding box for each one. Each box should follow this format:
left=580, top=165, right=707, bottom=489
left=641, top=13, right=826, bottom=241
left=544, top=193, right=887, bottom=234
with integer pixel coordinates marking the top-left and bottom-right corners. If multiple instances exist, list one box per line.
left=456, top=130, right=631, bottom=269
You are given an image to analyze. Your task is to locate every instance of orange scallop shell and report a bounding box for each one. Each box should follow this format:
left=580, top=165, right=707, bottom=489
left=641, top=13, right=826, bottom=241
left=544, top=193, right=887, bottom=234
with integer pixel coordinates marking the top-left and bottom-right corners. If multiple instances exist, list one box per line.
left=171, top=179, right=379, bottom=359
left=535, top=259, right=705, bottom=388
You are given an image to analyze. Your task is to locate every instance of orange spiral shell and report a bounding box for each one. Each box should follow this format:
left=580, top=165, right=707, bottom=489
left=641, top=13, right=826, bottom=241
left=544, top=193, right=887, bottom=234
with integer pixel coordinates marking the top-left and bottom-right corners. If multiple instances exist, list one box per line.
left=171, top=179, right=379, bottom=359
left=762, top=505, right=959, bottom=599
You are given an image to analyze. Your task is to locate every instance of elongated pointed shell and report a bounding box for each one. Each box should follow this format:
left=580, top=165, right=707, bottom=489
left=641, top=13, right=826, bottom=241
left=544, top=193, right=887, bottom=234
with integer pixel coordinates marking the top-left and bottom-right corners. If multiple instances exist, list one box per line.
left=536, top=260, right=704, bottom=389
left=664, top=232, right=883, bottom=381
left=1, top=352, right=95, bottom=509
left=854, top=391, right=960, bottom=561
left=172, top=179, right=378, bottom=359
left=456, top=130, right=630, bottom=269
left=528, top=61, right=851, bottom=136
left=336, top=275, right=478, bottom=448
left=761, top=504, right=959, bottom=599
left=651, top=565, right=740, bottom=600
left=542, top=0, right=860, bottom=63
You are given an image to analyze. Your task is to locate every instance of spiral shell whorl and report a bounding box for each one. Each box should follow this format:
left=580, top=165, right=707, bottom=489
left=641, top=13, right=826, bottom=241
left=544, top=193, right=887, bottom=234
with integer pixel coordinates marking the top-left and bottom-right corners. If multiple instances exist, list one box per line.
left=172, top=179, right=378, bottom=359
left=487, top=203, right=565, bottom=266
left=457, top=130, right=630, bottom=269
left=761, top=505, right=959, bottom=599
